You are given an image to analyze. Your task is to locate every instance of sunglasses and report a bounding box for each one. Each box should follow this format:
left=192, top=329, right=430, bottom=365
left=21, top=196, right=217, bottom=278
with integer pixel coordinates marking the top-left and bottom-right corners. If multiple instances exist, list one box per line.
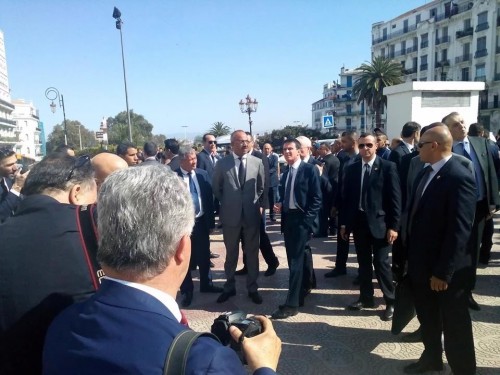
left=208, top=140, right=217, bottom=145
left=358, top=143, right=374, bottom=149
left=66, top=155, right=91, bottom=181
left=417, top=141, right=433, bottom=148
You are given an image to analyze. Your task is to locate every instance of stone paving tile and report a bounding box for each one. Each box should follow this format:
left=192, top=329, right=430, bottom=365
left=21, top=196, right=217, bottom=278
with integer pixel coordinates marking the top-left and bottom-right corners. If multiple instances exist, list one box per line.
left=183, top=217, right=500, bottom=374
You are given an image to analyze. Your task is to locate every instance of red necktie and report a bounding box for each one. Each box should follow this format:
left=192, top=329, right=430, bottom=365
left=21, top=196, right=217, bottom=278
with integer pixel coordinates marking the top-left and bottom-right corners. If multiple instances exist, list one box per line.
left=180, top=310, right=189, bottom=327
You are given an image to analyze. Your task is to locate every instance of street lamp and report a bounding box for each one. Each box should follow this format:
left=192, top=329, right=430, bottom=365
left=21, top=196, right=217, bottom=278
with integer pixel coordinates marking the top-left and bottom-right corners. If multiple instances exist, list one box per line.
left=239, top=94, right=258, bottom=135
left=112, top=6, right=133, bottom=143
left=45, top=87, right=68, bottom=145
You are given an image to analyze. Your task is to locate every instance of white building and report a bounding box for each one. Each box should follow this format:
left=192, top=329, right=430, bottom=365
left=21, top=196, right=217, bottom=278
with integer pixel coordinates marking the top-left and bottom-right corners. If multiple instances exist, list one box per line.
left=12, top=99, right=43, bottom=160
left=0, top=30, right=17, bottom=148
left=371, top=0, right=500, bottom=132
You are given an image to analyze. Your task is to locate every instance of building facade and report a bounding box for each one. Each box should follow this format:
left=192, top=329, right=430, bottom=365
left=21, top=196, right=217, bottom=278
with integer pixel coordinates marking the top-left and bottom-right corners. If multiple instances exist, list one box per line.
left=0, top=30, right=17, bottom=149
left=371, top=0, right=500, bottom=132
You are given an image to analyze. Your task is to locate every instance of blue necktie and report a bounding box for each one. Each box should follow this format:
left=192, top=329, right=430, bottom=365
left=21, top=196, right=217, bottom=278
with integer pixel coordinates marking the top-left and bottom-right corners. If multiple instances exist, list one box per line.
left=188, top=173, right=200, bottom=215
left=361, top=164, right=370, bottom=210
left=283, top=168, right=294, bottom=212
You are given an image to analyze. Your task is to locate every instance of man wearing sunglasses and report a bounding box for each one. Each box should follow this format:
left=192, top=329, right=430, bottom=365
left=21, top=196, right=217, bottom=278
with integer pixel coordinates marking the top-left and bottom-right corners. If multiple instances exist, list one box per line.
left=0, top=148, right=27, bottom=222
left=340, top=133, right=401, bottom=322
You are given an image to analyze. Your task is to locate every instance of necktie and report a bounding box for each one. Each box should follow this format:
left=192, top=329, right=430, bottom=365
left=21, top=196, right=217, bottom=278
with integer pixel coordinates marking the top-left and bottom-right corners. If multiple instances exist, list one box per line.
left=180, top=310, right=189, bottom=327
left=361, top=164, right=370, bottom=210
left=283, top=168, right=294, bottom=212
left=211, top=154, right=216, bottom=166
left=238, top=157, right=246, bottom=188
left=409, top=165, right=433, bottom=233
left=188, top=173, right=200, bottom=215
left=462, top=142, right=472, bottom=160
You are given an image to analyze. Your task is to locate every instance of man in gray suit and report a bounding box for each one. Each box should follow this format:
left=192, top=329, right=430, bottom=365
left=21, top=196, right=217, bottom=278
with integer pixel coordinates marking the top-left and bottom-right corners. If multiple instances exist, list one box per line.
left=213, top=130, right=265, bottom=304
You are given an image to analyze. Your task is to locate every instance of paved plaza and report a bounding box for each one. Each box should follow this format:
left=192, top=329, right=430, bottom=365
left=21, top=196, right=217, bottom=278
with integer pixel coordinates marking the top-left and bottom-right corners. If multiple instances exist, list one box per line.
left=183, top=216, right=500, bottom=375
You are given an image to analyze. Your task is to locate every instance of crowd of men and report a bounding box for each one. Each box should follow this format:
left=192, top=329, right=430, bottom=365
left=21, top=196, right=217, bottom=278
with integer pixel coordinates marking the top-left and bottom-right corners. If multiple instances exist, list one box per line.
left=0, top=110, right=498, bottom=375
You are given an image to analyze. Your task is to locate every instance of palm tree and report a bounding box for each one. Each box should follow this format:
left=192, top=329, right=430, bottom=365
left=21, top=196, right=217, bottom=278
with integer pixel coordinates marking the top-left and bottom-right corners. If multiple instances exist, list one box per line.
left=352, top=56, right=404, bottom=129
left=208, top=122, right=231, bottom=137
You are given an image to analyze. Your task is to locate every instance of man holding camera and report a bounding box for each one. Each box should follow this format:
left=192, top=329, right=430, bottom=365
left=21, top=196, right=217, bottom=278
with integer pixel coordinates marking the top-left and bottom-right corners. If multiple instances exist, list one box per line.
left=43, top=165, right=281, bottom=374
left=0, top=148, right=27, bottom=222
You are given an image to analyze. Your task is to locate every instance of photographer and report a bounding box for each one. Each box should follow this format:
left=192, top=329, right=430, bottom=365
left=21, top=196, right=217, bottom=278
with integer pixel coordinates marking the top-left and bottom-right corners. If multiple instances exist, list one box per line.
left=43, top=165, right=281, bottom=374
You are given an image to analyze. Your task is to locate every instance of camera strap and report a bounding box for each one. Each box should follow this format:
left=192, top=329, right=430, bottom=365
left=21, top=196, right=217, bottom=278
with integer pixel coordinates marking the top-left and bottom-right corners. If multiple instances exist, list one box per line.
left=163, top=330, right=220, bottom=375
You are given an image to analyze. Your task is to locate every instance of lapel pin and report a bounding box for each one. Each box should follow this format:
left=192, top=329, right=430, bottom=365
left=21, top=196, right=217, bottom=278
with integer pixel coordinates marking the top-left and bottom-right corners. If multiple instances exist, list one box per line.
left=436, top=175, right=441, bottom=179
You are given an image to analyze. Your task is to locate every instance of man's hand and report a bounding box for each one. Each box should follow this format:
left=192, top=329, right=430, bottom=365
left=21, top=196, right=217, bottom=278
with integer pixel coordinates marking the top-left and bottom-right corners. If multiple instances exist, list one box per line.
left=11, top=169, right=29, bottom=193
left=273, top=203, right=282, bottom=214
left=430, top=276, right=448, bottom=292
left=229, top=315, right=281, bottom=372
left=386, top=229, right=398, bottom=245
left=340, top=226, right=349, bottom=241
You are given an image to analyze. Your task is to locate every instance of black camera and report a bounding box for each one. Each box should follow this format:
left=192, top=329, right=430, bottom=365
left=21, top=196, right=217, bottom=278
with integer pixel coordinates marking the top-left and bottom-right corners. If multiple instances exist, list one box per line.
left=211, top=311, right=262, bottom=362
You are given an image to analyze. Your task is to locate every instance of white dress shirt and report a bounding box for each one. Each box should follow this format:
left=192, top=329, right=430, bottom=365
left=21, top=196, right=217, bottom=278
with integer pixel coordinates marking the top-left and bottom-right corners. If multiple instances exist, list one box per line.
left=180, top=167, right=204, bottom=218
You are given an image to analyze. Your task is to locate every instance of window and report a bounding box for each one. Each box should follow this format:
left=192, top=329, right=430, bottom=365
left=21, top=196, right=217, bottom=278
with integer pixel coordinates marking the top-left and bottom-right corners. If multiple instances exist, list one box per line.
left=346, top=76, right=352, bottom=87
left=464, top=18, right=471, bottom=29
left=430, top=8, right=437, bottom=18
left=464, top=42, right=470, bottom=55
left=403, top=19, right=408, bottom=32
left=389, top=44, right=395, bottom=58
left=441, top=49, right=448, bottom=61
left=421, top=33, right=428, bottom=48
left=443, top=26, right=448, bottom=37
left=420, top=55, right=428, bottom=71
left=381, top=47, right=385, bottom=58
left=476, top=63, right=486, bottom=79
left=476, top=11, right=489, bottom=31
left=462, top=67, right=469, bottom=81
left=346, top=118, right=352, bottom=127
left=346, top=104, right=352, bottom=114
left=383, top=28, right=387, bottom=40
left=401, top=60, right=406, bottom=69
left=416, top=14, right=421, bottom=24
left=401, top=40, right=406, bottom=52
left=477, top=36, right=487, bottom=51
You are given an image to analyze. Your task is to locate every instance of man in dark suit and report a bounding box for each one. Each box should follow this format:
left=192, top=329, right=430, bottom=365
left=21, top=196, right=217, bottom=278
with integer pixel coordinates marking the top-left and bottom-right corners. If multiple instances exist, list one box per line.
left=318, top=142, right=340, bottom=236
left=388, top=121, right=421, bottom=170
left=375, top=133, right=391, bottom=160
left=263, top=143, right=279, bottom=222
left=212, top=130, right=265, bottom=304
left=176, top=146, right=223, bottom=307
left=43, top=165, right=281, bottom=375
left=404, top=124, right=476, bottom=374
left=140, top=141, right=160, bottom=166
left=443, top=112, right=500, bottom=310
left=164, top=138, right=181, bottom=171
left=271, top=139, right=321, bottom=319
left=340, top=133, right=401, bottom=321
left=0, top=148, right=26, bottom=222
left=196, top=133, right=221, bottom=181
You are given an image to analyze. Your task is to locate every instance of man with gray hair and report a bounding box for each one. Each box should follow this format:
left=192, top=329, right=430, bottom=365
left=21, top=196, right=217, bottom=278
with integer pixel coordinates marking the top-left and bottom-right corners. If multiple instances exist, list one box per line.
left=43, top=165, right=281, bottom=374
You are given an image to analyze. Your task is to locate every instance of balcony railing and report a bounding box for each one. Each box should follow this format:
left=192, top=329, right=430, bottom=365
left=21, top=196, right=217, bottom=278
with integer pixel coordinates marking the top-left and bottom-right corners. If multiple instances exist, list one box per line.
left=456, top=27, right=474, bottom=39
left=474, top=75, right=487, bottom=82
left=476, top=22, right=489, bottom=32
left=475, top=49, right=488, bottom=58
left=479, top=101, right=500, bottom=109
left=0, top=98, right=14, bottom=110
left=436, top=60, right=450, bottom=68
left=0, top=117, right=17, bottom=126
left=435, top=35, right=450, bottom=45
left=420, top=63, right=428, bottom=71
left=403, top=67, right=417, bottom=75
left=372, top=23, right=418, bottom=45
left=406, top=46, right=418, bottom=54
left=394, top=49, right=406, bottom=57
left=455, top=54, right=472, bottom=63
left=420, top=40, right=429, bottom=49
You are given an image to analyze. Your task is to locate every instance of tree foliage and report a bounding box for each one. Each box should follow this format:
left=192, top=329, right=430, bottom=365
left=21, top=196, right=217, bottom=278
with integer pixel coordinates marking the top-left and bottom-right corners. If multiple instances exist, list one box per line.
left=208, top=122, right=231, bottom=137
left=352, top=56, right=404, bottom=128
left=257, top=125, right=323, bottom=152
left=107, top=110, right=154, bottom=146
left=46, top=120, right=99, bottom=152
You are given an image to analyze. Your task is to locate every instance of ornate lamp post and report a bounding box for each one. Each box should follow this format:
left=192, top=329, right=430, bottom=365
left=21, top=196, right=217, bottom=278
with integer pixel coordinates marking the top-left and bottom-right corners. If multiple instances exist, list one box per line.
left=239, top=94, right=258, bottom=135
left=45, top=87, right=68, bottom=145
left=112, top=7, right=133, bottom=143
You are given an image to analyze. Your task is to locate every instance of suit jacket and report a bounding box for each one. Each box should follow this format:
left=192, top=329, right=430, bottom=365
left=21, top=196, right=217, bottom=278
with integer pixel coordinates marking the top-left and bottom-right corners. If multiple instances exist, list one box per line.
left=334, top=152, right=360, bottom=210
left=466, top=136, right=500, bottom=208
left=399, top=149, right=419, bottom=206
left=212, top=154, right=264, bottom=227
left=43, top=279, right=274, bottom=375
left=407, top=156, right=476, bottom=285
left=279, top=161, right=322, bottom=233
left=196, top=149, right=221, bottom=181
left=252, top=150, right=270, bottom=209
left=140, top=158, right=160, bottom=166
left=0, top=177, right=22, bottom=223
left=167, top=155, right=181, bottom=172
left=321, top=153, right=340, bottom=184
left=376, top=147, right=391, bottom=160
left=267, top=153, right=279, bottom=188
left=340, top=156, right=401, bottom=239
left=388, top=141, right=412, bottom=169
left=175, top=168, right=215, bottom=229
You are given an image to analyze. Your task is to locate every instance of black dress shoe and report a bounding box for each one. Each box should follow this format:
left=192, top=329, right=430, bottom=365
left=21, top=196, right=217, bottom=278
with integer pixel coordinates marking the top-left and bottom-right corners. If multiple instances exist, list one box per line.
left=248, top=291, right=263, bottom=304
left=347, top=299, right=375, bottom=310
left=200, top=284, right=223, bottom=293
left=181, top=292, right=193, bottom=308
left=210, top=252, right=220, bottom=259
left=324, top=268, right=346, bottom=278
left=264, top=261, right=279, bottom=277
left=382, top=305, right=394, bottom=321
left=468, top=294, right=481, bottom=311
left=403, top=360, right=443, bottom=374
left=271, top=305, right=298, bottom=319
left=216, top=290, right=236, bottom=303
left=235, top=267, right=248, bottom=276
left=210, top=261, right=215, bottom=268
left=401, top=327, right=422, bottom=343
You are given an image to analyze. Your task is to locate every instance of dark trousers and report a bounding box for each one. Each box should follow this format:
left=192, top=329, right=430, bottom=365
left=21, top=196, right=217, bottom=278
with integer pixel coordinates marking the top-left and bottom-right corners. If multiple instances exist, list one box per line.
left=352, top=211, right=394, bottom=303
left=181, top=217, right=211, bottom=293
left=268, top=186, right=277, bottom=220
left=283, top=210, right=311, bottom=307
left=412, top=280, right=476, bottom=375
left=469, top=199, right=488, bottom=289
left=335, top=209, right=350, bottom=271
left=479, top=216, right=494, bottom=263
left=242, top=213, right=279, bottom=268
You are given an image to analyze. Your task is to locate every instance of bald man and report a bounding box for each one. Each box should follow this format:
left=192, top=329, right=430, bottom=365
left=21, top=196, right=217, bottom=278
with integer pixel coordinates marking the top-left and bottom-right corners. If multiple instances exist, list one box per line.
left=91, top=153, right=129, bottom=191
left=404, top=123, right=476, bottom=374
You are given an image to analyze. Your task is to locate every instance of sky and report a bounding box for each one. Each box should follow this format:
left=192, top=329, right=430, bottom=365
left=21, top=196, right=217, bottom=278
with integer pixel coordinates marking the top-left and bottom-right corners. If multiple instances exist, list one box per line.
left=0, top=0, right=431, bottom=140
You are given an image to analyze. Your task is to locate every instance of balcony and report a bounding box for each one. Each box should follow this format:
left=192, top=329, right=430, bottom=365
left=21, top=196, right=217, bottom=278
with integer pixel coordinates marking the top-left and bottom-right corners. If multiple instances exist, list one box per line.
left=0, top=117, right=17, bottom=127
left=372, top=24, right=419, bottom=45
left=394, top=49, right=406, bottom=57
left=403, top=67, right=417, bottom=75
left=420, top=40, right=429, bottom=49
left=474, top=75, right=487, bottom=82
left=455, top=54, right=472, bottom=63
left=475, top=49, right=488, bottom=58
left=372, top=35, right=388, bottom=45
left=436, top=60, right=450, bottom=68
left=476, top=22, right=489, bottom=32
left=480, top=101, right=500, bottom=110
left=435, top=35, right=450, bottom=45
left=420, top=63, right=428, bottom=71
left=406, top=46, right=418, bottom=54
left=456, top=27, right=473, bottom=39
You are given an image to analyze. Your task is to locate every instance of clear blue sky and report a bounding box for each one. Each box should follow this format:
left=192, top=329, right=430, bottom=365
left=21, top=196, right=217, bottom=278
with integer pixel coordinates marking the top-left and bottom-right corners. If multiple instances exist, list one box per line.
left=0, top=0, right=429, bottom=140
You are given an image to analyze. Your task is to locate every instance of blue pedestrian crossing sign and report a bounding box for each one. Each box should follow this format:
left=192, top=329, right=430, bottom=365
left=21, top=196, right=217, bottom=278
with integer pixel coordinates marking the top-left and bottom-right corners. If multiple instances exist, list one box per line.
left=322, top=115, right=334, bottom=128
